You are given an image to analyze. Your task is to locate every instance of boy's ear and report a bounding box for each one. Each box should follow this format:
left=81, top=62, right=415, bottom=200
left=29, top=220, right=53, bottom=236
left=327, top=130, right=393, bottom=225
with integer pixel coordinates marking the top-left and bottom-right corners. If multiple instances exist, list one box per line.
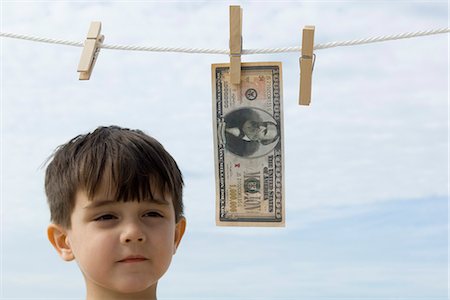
left=47, top=223, right=75, bottom=261
left=173, top=217, right=186, bottom=254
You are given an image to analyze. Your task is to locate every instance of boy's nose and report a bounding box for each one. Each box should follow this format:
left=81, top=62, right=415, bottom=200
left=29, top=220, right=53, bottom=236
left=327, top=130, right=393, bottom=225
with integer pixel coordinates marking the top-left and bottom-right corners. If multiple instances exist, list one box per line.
left=124, top=237, right=144, bottom=243
left=120, top=223, right=146, bottom=244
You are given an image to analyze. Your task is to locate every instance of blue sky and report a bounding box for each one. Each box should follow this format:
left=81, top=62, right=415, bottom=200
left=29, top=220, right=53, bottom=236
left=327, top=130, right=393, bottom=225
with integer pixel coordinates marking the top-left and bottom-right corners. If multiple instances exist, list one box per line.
left=1, top=1, right=448, bottom=299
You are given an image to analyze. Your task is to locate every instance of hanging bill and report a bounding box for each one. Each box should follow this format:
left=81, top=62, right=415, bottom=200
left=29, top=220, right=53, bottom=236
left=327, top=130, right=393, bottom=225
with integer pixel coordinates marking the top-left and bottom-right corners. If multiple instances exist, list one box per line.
left=212, top=62, right=285, bottom=227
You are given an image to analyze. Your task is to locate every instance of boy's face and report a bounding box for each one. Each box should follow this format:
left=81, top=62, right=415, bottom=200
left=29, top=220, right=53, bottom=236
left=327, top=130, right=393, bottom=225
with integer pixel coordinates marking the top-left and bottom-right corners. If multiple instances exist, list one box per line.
left=49, top=181, right=186, bottom=296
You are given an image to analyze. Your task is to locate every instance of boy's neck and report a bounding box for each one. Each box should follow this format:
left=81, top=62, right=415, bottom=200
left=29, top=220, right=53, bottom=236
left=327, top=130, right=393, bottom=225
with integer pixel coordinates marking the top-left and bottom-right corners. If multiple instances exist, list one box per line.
left=85, top=282, right=157, bottom=300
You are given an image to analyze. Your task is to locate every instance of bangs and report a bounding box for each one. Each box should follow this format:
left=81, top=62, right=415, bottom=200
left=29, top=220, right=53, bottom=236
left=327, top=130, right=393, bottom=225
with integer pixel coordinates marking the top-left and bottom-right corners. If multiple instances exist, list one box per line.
left=74, top=129, right=178, bottom=204
left=82, top=162, right=169, bottom=204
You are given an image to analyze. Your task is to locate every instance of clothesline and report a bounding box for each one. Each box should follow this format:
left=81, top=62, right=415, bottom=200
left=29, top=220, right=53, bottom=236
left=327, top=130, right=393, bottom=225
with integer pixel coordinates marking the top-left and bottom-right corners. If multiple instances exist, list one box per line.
left=1, top=27, right=449, bottom=55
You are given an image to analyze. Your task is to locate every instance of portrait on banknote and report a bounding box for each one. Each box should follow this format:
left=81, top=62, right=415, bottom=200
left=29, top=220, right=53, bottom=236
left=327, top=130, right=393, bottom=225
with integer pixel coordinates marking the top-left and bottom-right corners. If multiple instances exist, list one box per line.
left=223, top=107, right=280, bottom=158
left=211, top=62, right=285, bottom=227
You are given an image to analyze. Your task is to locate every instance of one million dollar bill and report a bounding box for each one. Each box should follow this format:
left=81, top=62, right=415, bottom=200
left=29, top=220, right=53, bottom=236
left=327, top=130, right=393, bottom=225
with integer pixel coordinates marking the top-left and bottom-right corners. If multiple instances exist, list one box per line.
left=212, top=62, right=285, bottom=227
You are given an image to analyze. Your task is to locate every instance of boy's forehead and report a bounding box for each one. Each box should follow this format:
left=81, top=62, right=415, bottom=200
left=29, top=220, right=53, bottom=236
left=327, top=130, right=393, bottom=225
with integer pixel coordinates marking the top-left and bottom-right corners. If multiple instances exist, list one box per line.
left=76, top=181, right=171, bottom=208
left=82, top=197, right=170, bottom=209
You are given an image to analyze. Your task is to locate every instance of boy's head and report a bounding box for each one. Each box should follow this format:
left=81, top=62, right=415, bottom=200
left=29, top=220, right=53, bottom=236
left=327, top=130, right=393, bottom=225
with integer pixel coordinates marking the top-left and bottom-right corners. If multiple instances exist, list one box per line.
left=45, top=125, right=186, bottom=298
left=45, top=125, right=184, bottom=228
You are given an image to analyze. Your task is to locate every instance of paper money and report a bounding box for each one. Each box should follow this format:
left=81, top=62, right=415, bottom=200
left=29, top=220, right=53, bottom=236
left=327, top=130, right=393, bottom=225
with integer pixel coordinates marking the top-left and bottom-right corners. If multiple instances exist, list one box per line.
left=212, top=62, right=285, bottom=227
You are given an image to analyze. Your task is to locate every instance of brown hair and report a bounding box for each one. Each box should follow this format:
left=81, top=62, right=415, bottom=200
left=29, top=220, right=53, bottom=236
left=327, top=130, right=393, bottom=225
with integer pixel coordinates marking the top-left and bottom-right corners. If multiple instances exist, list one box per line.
left=45, top=125, right=184, bottom=228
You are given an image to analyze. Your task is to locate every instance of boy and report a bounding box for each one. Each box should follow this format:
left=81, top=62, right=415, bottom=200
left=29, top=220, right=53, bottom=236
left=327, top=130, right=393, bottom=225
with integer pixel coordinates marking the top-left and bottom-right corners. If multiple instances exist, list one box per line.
left=45, top=125, right=186, bottom=300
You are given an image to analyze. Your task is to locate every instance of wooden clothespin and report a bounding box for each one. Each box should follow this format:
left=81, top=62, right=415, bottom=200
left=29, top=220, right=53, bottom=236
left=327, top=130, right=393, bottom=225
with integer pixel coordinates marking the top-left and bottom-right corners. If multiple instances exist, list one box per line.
left=77, top=21, right=104, bottom=80
left=229, top=5, right=242, bottom=85
left=299, top=25, right=315, bottom=105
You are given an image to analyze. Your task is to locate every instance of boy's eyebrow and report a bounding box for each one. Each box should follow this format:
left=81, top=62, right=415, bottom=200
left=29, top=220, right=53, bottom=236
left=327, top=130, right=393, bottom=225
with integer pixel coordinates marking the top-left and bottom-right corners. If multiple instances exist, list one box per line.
left=83, top=198, right=169, bottom=209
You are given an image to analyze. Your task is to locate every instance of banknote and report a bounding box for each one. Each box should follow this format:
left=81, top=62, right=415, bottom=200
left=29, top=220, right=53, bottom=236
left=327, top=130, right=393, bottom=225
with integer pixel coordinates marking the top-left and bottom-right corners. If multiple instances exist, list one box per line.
left=212, top=62, right=285, bottom=227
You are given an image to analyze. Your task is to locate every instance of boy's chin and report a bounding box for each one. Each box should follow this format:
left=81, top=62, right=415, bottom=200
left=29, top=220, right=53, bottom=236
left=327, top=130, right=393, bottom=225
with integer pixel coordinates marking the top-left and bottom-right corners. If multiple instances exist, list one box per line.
left=95, top=277, right=158, bottom=296
left=113, top=281, right=157, bottom=295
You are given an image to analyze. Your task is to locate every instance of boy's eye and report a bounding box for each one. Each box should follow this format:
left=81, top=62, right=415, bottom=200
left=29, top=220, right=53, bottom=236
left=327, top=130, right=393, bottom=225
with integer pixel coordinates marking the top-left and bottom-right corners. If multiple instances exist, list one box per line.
left=143, top=211, right=163, bottom=218
left=94, top=214, right=117, bottom=221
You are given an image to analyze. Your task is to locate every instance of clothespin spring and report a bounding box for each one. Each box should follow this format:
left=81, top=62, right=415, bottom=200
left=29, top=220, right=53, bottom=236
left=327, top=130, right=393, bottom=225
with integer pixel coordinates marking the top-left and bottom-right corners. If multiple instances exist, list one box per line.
left=92, top=35, right=104, bottom=65
left=299, top=53, right=316, bottom=73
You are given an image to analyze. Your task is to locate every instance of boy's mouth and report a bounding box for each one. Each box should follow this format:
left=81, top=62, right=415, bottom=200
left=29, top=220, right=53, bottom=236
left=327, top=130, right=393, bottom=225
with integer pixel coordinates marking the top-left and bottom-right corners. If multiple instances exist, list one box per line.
left=118, top=255, right=148, bottom=263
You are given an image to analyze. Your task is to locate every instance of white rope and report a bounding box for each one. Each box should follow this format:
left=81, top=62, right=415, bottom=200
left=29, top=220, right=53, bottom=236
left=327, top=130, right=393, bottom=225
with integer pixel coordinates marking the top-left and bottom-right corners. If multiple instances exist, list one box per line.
left=0, top=32, right=83, bottom=47
left=1, top=27, right=449, bottom=55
